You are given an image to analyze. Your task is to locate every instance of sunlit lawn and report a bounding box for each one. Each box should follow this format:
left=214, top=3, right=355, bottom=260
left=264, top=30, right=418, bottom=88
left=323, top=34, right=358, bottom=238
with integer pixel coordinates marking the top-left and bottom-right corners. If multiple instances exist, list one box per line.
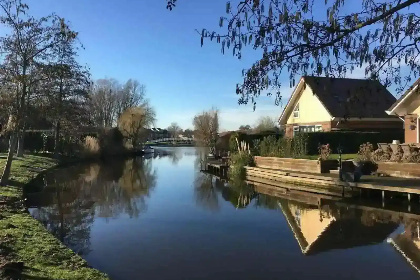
left=0, top=154, right=108, bottom=280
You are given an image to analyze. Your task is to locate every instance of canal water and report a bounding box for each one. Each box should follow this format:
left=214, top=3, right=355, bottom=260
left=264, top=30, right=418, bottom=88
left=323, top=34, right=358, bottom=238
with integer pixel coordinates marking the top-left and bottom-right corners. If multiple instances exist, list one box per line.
left=26, top=147, right=420, bottom=280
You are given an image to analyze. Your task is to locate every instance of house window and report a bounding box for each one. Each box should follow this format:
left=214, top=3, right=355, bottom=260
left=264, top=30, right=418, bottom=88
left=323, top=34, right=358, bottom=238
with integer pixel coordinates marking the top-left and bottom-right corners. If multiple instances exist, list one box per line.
left=293, top=103, right=300, bottom=118
left=293, top=125, right=322, bottom=136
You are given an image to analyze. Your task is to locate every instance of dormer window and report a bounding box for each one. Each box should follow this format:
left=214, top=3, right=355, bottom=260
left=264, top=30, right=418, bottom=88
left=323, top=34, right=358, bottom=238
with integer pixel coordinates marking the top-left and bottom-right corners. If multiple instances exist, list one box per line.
left=293, top=103, right=300, bottom=118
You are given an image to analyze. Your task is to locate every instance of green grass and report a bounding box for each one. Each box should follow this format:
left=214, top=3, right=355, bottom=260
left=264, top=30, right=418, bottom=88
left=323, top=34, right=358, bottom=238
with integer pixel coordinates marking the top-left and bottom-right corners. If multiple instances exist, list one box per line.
left=299, top=154, right=358, bottom=160
left=0, top=154, right=108, bottom=280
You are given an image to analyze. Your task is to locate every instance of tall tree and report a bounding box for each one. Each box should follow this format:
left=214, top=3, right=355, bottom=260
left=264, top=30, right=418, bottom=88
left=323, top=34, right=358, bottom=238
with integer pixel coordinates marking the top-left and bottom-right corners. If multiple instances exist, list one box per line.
left=254, top=116, right=278, bottom=133
left=0, top=0, right=76, bottom=184
left=167, top=122, right=181, bottom=139
left=168, top=0, right=420, bottom=106
left=239, top=124, right=252, bottom=132
left=40, top=19, right=90, bottom=158
left=117, top=105, right=156, bottom=149
left=90, top=78, right=147, bottom=128
left=193, top=108, right=219, bottom=154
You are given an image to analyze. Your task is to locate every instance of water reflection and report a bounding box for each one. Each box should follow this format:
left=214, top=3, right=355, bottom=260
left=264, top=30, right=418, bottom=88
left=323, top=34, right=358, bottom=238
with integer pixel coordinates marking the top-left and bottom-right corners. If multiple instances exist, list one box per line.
left=28, top=158, right=157, bottom=254
left=194, top=173, right=257, bottom=211
left=26, top=149, right=420, bottom=280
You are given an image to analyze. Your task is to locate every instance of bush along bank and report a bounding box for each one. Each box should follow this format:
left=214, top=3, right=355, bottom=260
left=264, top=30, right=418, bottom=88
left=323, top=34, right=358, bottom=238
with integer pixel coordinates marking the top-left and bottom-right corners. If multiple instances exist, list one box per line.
left=0, top=155, right=108, bottom=280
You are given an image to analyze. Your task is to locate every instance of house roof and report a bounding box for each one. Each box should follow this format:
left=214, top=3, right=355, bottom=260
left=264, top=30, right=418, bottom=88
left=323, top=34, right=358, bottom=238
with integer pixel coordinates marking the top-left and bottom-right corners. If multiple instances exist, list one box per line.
left=387, top=77, right=420, bottom=115
left=278, top=200, right=399, bottom=255
left=279, top=76, right=397, bottom=124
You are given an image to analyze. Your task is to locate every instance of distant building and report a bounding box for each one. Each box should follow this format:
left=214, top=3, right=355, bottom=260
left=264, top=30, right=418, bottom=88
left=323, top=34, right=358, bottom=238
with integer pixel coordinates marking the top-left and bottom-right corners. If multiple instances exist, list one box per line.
left=279, top=76, right=402, bottom=138
left=148, top=128, right=170, bottom=140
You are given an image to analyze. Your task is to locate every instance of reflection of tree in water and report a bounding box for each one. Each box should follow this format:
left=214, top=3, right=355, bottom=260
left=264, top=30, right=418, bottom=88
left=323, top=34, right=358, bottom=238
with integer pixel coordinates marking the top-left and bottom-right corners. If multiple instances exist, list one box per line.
left=30, top=179, right=95, bottom=255
left=194, top=173, right=220, bottom=212
left=223, top=179, right=257, bottom=209
left=29, top=158, right=157, bottom=255
left=91, top=158, right=157, bottom=219
left=194, top=173, right=258, bottom=211
left=254, top=193, right=280, bottom=210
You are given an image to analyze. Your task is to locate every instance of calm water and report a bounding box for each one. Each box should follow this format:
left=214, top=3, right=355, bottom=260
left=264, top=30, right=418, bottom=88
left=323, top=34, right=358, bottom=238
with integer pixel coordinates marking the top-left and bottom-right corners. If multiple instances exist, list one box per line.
left=27, top=147, right=420, bottom=280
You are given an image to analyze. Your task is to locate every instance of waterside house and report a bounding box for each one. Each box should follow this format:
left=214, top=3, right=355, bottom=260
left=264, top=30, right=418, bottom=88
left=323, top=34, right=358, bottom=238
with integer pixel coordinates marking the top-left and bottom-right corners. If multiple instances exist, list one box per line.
left=386, top=78, right=420, bottom=144
left=279, top=76, right=402, bottom=138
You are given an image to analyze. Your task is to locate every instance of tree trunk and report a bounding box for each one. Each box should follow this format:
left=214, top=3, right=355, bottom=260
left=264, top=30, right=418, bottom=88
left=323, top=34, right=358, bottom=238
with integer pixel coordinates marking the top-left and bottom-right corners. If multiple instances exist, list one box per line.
left=16, top=128, right=25, bottom=157
left=1, top=133, right=17, bottom=186
left=54, top=121, right=60, bottom=158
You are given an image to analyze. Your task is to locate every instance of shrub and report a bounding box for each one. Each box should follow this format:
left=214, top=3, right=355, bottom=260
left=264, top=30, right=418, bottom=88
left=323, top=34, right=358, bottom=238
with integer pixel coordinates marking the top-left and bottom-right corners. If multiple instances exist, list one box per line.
left=228, top=152, right=254, bottom=180
left=357, top=142, right=374, bottom=161
left=318, top=144, right=332, bottom=160
left=229, top=132, right=240, bottom=152
left=83, top=136, right=100, bottom=157
left=259, top=133, right=308, bottom=158
left=390, top=145, right=403, bottom=162
left=98, top=127, right=126, bottom=156
left=406, top=151, right=420, bottom=163
left=303, top=131, right=404, bottom=154
left=372, top=147, right=392, bottom=162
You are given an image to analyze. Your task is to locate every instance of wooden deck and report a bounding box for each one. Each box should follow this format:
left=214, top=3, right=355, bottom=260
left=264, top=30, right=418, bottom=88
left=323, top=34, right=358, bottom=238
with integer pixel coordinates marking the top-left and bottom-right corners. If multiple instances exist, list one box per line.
left=246, top=166, right=420, bottom=202
left=201, top=160, right=229, bottom=177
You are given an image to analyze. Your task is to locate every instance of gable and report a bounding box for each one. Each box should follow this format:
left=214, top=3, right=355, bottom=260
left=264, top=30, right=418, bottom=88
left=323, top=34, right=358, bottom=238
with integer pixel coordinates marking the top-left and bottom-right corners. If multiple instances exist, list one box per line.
left=388, top=78, right=420, bottom=116
left=286, top=83, right=332, bottom=124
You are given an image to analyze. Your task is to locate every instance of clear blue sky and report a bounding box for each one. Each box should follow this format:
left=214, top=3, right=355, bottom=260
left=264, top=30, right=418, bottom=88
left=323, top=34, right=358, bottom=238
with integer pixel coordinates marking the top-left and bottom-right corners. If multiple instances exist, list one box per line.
left=23, top=0, right=287, bottom=131
left=22, top=0, right=414, bottom=130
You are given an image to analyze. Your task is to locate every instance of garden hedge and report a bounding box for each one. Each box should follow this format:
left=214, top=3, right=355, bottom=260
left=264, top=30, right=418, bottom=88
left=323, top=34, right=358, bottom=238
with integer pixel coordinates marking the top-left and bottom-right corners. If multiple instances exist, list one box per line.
left=302, top=131, right=404, bottom=154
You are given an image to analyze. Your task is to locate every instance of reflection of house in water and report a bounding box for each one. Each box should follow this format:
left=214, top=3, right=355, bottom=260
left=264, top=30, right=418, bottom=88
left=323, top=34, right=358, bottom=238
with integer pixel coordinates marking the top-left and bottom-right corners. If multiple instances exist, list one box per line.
left=390, top=220, right=420, bottom=274
left=279, top=200, right=399, bottom=255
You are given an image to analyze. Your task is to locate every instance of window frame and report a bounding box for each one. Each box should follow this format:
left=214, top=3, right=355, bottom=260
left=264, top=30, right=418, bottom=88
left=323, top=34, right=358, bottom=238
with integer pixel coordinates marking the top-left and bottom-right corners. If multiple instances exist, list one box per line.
left=293, top=103, right=300, bottom=118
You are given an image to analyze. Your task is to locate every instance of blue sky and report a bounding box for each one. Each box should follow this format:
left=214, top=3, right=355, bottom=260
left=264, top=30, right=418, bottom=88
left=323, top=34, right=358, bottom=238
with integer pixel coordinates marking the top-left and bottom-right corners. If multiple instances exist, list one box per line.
left=20, top=1, right=416, bottom=130
left=22, top=0, right=287, bottom=131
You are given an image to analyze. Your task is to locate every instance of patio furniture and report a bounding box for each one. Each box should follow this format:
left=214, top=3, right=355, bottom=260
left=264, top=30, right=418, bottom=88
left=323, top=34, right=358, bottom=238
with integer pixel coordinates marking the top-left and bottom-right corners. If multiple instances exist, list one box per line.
left=389, top=144, right=399, bottom=154
left=378, top=143, right=391, bottom=151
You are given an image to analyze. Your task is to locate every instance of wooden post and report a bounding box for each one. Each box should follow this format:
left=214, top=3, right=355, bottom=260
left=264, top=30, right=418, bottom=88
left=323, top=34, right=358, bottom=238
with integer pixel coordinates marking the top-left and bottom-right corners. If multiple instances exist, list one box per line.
left=382, top=191, right=385, bottom=208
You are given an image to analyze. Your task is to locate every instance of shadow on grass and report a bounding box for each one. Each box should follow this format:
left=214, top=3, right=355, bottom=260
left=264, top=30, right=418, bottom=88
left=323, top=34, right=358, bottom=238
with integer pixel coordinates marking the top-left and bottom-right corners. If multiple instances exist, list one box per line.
left=8, top=180, right=25, bottom=188
left=20, top=269, right=55, bottom=280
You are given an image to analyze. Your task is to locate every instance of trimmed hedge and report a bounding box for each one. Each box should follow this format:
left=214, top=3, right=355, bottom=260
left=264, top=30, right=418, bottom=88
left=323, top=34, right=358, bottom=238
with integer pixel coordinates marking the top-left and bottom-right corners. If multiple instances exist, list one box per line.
left=303, top=131, right=404, bottom=154
left=216, top=131, right=281, bottom=153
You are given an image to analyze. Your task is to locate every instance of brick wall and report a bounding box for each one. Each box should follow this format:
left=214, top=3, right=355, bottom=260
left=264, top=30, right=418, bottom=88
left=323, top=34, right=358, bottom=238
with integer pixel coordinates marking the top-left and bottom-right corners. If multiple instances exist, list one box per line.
left=377, top=162, right=420, bottom=178
left=404, top=115, right=419, bottom=144
left=254, top=156, right=338, bottom=173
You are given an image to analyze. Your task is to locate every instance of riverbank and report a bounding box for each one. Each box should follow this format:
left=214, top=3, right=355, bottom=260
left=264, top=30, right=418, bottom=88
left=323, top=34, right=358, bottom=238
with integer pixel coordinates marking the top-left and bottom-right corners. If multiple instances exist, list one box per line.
left=0, top=154, right=108, bottom=279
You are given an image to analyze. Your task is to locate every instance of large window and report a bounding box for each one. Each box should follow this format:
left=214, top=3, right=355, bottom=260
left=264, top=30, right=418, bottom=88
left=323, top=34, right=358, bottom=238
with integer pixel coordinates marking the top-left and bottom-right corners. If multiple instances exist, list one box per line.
left=293, top=125, right=323, bottom=136
left=293, top=103, right=300, bottom=118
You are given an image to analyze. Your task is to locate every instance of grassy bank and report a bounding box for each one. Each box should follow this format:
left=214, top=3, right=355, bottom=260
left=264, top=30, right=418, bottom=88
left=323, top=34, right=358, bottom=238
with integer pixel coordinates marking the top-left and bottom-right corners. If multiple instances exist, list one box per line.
left=0, top=154, right=108, bottom=280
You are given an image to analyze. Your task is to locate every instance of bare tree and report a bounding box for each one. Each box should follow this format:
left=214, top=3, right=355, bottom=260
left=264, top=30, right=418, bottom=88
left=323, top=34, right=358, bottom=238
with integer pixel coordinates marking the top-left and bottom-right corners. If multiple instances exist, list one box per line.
left=254, top=116, right=278, bottom=133
left=167, top=122, right=181, bottom=139
left=193, top=108, right=219, bottom=154
left=0, top=0, right=77, bottom=184
left=90, top=78, right=147, bottom=128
